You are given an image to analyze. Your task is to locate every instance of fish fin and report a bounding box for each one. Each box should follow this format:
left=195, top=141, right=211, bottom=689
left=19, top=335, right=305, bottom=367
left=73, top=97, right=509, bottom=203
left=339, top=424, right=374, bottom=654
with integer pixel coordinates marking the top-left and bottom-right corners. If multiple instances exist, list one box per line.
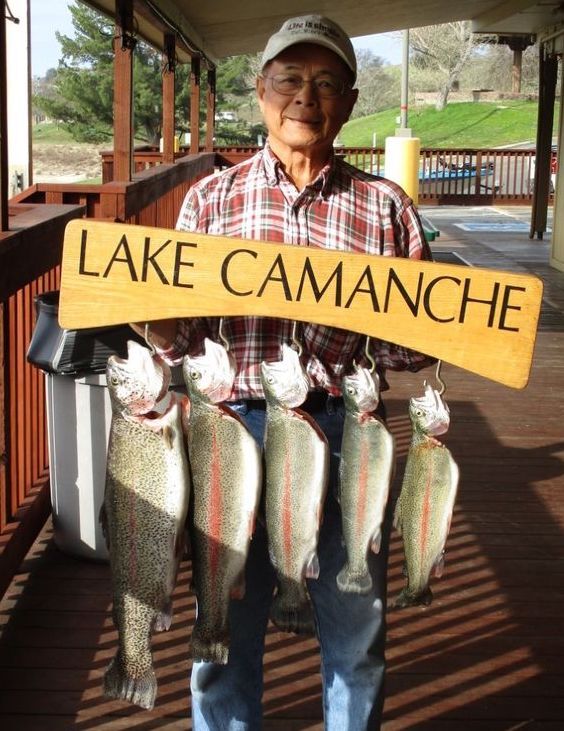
left=154, top=599, right=173, bottom=632
left=394, top=586, right=433, bottom=609
left=433, top=552, right=445, bottom=579
left=270, top=595, right=316, bottom=636
left=191, top=625, right=229, bottom=665
left=370, top=530, right=382, bottom=554
left=162, top=425, right=174, bottom=449
left=304, top=553, right=320, bottom=580
left=103, top=656, right=157, bottom=710
left=336, top=565, right=373, bottom=595
left=99, top=504, right=110, bottom=549
left=230, top=570, right=246, bottom=600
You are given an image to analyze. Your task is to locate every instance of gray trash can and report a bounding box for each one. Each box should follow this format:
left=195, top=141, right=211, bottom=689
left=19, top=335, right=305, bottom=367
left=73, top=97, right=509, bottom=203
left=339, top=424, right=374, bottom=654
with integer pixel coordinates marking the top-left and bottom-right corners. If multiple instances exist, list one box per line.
left=27, top=291, right=147, bottom=561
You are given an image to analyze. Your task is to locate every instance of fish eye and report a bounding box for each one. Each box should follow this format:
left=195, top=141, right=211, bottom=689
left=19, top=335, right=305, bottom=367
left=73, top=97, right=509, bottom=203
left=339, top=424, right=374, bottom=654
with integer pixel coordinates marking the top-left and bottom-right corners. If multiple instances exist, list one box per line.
left=414, top=408, right=424, bottom=416
left=346, top=385, right=356, bottom=395
left=190, top=370, right=201, bottom=380
left=266, top=375, right=275, bottom=384
left=110, top=375, right=119, bottom=386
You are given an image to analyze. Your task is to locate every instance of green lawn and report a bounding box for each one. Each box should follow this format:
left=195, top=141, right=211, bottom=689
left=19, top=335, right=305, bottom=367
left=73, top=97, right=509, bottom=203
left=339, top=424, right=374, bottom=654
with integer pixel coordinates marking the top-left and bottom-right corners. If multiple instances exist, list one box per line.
left=341, top=100, right=558, bottom=148
left=32, top=122, right=75, bottom=143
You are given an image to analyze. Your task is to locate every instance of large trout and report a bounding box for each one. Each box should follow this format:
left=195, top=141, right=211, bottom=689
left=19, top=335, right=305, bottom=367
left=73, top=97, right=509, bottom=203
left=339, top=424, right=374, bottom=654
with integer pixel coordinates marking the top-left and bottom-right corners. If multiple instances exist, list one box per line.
left=261, top=344, right=329, bottom=634
left=393, top=383, right=459, bottom=608
left=101, top=340, right=190, bottom=710
left=337, top=366, right=395, bottom=594
left=183, top=338, right=262, bottom=664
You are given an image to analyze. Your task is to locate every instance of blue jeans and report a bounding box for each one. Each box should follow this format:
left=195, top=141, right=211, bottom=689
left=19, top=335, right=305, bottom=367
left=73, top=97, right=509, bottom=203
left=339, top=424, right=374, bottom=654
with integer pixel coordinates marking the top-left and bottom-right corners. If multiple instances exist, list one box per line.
left=190, top=396, right=388, bottom=731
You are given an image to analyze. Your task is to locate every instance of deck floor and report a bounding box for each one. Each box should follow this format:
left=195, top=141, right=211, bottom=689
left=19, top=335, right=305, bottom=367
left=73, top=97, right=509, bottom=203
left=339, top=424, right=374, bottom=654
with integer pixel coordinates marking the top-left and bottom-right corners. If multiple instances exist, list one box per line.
left=1, top=206, right=564, bottom=730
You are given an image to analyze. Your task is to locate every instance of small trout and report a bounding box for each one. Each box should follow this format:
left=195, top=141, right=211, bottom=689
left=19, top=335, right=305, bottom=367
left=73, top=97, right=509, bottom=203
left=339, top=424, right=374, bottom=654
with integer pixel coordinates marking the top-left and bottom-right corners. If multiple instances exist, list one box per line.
left=261, top=344, right=329, bottom=634
left=337, top=366, right=395, bottom=594
left=183, top=338, right=262, bottom=664
left=101, top=341, right=190, bottom=710
left=393, top=383, right=459, bottom=608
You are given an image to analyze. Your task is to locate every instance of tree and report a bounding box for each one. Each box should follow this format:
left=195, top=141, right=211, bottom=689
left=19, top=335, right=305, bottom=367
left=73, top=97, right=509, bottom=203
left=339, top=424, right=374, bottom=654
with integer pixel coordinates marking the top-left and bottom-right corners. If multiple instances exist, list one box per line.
left=351, top=49, right=399, bottom=118
left=410, top=22, right=479, bottom=110
left=33, top=1, right=190, bottom=144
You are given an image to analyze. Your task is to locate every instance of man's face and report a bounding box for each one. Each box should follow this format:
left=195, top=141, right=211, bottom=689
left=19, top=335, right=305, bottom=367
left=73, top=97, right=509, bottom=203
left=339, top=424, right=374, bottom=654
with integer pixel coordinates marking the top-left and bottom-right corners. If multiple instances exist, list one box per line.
left=257, top=43, right=358, bottom=159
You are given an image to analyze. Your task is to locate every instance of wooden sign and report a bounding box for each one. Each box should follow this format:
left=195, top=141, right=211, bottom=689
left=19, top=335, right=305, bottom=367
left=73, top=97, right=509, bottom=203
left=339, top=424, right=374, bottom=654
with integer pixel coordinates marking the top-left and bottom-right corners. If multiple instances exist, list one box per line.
left=59, top=219, right=544, bottom=389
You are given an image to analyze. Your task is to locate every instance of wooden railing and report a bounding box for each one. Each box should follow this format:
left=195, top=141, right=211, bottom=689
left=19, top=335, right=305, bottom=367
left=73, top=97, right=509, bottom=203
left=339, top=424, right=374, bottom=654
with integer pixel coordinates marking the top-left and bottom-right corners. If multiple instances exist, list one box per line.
left=0, top=152, right=216, bottom=598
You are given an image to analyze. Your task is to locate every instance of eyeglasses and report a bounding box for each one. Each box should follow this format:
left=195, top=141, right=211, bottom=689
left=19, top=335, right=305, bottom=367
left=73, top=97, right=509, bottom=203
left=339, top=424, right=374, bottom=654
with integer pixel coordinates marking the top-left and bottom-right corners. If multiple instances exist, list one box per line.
left=261, top=73, right=349, bottom=98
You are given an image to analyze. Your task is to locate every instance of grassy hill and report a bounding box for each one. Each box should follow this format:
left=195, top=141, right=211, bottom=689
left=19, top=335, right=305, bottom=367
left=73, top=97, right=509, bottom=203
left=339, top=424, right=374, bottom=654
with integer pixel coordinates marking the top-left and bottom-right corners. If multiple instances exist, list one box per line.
left=341, top=100, right=558, bottom=148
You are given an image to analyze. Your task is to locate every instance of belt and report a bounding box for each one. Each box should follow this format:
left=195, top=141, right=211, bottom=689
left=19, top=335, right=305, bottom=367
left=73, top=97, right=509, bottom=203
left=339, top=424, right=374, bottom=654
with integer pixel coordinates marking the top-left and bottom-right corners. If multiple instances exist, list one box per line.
left=233, top=391, right=343, bottom=412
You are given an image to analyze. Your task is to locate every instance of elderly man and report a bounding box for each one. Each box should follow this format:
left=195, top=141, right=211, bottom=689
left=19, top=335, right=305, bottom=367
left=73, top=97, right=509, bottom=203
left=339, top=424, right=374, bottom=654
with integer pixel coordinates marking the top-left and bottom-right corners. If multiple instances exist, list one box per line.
left=138, top=14, right=433, bottom=731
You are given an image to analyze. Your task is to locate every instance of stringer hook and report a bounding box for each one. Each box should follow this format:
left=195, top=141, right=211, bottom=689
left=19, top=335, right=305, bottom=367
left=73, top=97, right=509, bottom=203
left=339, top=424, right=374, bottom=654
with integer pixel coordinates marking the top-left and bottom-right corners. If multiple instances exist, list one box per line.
left=291, top=320, right=303, bottom=357
left=218, top=317, right=230, bottom=351
left=144, top=323, right=156, bottom=355
left=365, top=336, right=376, bottom=374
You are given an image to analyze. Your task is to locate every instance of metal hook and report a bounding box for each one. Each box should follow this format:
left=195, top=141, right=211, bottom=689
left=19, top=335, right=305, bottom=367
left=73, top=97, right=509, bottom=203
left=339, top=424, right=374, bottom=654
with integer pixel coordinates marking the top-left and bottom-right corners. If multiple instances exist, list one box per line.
left=364, top=336, right=376, bottom=374
left=291, top=320, right=303, bottom=357
left=218, top=317, right=230, bottom=351
left=435, top=360, right=446, bottom=396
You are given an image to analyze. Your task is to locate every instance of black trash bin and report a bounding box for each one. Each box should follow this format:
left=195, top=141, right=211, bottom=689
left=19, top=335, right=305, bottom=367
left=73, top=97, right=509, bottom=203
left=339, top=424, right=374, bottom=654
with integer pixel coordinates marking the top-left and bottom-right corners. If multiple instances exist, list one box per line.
left=27, top=291, right=146, bottom=561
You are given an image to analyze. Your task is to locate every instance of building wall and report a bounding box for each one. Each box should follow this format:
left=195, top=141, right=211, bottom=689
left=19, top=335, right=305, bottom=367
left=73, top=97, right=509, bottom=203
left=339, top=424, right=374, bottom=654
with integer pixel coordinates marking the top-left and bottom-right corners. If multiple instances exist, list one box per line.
left=6, top=0, right=31, bottom=196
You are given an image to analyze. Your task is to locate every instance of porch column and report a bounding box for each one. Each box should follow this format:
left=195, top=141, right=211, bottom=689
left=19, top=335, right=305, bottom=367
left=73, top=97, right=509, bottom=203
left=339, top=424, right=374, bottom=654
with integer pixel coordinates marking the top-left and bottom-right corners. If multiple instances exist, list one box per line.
left=530, top=48, right=557, bottom=240
left=1, top=0, right=8, bottom=231
left=550, top=56, right=564, bottom=271
left=162, top=33, right=176, bottom=164
left=113, top=0, right=135, bottom=181
left=190, top=56, right=201, bottom=154
left=205, top=67, right=216, bottom=152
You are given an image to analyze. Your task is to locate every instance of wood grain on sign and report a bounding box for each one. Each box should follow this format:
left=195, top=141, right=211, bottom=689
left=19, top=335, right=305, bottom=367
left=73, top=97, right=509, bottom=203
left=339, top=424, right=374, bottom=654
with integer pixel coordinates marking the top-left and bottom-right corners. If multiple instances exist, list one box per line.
left=59, top=219, right=544, bottom=389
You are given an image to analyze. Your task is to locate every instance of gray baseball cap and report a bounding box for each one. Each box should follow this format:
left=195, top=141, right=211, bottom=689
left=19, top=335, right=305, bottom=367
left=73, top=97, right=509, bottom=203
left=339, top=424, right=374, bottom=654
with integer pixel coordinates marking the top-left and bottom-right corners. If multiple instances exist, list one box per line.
left=261, top=15, right=357, bottom=83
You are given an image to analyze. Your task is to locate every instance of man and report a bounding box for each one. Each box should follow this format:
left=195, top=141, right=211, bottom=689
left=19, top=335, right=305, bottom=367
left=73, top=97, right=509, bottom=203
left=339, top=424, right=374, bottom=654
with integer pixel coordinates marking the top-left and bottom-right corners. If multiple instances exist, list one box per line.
left=137, top=15, right=433, bottom=730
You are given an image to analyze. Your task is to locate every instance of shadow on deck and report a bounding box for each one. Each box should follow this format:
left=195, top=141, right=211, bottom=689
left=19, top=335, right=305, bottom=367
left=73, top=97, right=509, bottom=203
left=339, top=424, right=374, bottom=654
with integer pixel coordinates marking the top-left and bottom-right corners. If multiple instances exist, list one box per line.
left=1, top=206, right=564, bottom=730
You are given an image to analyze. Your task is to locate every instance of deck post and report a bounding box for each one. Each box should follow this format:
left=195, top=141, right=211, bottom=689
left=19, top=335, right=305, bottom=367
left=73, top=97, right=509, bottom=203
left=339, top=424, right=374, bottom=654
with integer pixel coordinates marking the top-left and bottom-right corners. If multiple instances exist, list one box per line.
left=112, top=0, right=135, bottom=182
left=205, top=67, right=216, bottom=152
left=162, top=33, right=176, bottom=165
left=190, top=55, right=201, bottom=154
left=0, top=0, right=9, bottom=231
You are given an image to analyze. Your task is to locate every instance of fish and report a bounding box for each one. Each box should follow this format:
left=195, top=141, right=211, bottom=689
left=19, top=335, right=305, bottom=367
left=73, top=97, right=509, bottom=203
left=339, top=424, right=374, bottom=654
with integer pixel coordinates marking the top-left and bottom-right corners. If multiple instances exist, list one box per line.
left=393, top=382, right=459, bottom=608
left=337, top=365, right=395, bottom=594
left=260, top=343, right=329, bottom=634
left=100, top=340, right=190, bottom=710
left=183, top=338, right=262, bottom=664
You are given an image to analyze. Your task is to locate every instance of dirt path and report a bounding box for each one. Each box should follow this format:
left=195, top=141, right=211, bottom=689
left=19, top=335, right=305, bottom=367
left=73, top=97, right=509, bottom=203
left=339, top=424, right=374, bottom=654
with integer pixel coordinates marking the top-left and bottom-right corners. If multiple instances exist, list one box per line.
left=32, top=142, right=106, bottom=182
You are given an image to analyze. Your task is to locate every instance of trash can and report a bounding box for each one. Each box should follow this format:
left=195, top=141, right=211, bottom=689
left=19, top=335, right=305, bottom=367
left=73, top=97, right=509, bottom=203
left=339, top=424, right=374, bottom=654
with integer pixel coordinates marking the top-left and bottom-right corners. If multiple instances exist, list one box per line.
left=27, top=291, right=154, bottom=561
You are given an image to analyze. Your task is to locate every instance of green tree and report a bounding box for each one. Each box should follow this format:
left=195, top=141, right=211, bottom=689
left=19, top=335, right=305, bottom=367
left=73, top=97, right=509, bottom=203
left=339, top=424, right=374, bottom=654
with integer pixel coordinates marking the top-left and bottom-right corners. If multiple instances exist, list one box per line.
left=351, top=49, right=399, bottom=118
left=34, top=1, right=190, bottom=144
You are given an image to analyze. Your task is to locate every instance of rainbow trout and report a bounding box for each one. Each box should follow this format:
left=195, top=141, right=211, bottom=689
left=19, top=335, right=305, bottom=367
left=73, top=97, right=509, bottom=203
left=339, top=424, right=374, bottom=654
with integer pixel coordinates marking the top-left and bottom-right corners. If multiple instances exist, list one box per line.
left=393, top=383, right=459, bottom=608
left=261, top=344, right=329, bottom=634
left=183, top=338, right=262, bottom=664
left=101, top=341, right=190, bottom=710
left=337, top=366, right=395, bottom=594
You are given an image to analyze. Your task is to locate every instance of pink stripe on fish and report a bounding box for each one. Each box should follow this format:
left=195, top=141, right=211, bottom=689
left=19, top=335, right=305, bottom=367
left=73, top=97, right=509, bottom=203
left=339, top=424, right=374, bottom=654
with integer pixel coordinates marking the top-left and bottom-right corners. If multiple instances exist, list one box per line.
left=283, top=445, right=292, bottom=574
left=356, top=432, right=368, bottom=530
left=209, top=428, right=222, bottom=596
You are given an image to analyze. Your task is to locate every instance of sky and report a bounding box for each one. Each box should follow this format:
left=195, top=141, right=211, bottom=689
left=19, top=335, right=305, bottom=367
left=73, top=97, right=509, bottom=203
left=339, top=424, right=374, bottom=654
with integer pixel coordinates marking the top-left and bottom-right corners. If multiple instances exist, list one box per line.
left=29, top=0, right=403, bottom=78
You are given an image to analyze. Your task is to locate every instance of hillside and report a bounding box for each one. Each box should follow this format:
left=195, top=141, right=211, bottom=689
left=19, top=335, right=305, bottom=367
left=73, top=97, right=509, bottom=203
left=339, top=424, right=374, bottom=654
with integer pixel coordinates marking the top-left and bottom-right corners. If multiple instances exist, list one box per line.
left=341, top=100, right=558, bottom=148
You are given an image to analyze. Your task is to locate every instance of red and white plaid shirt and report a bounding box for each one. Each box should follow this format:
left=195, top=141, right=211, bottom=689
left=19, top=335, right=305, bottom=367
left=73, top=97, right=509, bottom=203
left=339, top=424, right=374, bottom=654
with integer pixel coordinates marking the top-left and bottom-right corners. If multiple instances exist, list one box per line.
left=164, top=142, right=434, bottom=399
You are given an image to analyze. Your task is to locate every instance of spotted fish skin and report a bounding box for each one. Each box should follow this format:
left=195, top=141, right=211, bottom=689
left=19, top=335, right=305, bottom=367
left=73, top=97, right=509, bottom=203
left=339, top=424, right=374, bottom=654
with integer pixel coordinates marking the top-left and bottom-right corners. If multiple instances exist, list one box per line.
left=101, top=341, right=190, bottom=710
left=261, top=344, right=329, bottom=635
left=393, top=384, right=459, bottom=608
left=183, top=339, right=262, bottom=665
left=337, top=366, right=395, bottom=594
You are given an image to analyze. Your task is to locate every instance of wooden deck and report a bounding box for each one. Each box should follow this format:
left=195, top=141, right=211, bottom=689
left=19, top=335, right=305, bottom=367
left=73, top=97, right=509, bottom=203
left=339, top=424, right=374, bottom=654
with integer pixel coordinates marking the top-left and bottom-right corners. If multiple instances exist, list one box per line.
left=1, top=206, right=563, bottom=730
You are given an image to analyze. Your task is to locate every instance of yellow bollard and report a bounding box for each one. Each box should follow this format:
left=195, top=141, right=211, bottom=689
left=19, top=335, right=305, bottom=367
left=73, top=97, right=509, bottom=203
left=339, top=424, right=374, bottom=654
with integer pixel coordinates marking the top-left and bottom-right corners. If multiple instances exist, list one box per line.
left=384, top=136, right=421, bottom=205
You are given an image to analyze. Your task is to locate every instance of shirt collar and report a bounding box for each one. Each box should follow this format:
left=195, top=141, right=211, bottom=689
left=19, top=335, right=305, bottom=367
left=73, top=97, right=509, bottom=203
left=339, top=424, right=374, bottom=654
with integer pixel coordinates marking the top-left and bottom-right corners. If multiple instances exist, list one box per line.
left=262, top=140, right=336, bottom=199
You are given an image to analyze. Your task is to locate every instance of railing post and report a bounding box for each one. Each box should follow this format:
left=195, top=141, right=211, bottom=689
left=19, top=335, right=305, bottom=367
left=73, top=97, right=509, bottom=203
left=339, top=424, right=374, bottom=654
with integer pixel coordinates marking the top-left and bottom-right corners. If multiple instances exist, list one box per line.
left=162, top=33, right=176, bottom=165
left=206, top=67, right=216, bottom=152
left=190, top=55, right=201, bottom=154
left=0, top=2, right=9, bottom=231
left=0, top=302, right=7, bottom=532
left=113, top=0, right=135, bottom=182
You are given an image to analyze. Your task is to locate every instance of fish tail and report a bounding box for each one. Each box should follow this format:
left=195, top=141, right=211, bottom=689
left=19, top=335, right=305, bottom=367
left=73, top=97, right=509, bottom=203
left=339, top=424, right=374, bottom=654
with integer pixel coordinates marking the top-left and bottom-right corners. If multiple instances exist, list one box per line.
left=336, top=564, right=373, bottom=595
left=154, top=598, right=173, bottom=632
left=191, top=623, right=230, bottom=665
left=103, top=655, right=157, bottom=710
left=394, top=586, right=433, bottom=608
left=270, top=593, right=316, bottom=635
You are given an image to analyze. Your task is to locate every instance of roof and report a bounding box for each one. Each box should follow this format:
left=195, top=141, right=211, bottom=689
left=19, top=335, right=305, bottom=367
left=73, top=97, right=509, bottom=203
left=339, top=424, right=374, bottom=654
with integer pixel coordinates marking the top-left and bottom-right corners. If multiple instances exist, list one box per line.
left=82, top=1, right=564, bottom=67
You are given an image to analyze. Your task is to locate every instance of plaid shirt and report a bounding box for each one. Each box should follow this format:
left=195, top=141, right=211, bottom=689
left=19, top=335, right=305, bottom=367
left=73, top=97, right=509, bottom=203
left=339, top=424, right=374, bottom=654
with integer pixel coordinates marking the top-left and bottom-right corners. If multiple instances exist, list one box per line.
left=164, top=142, right=434, bottom=399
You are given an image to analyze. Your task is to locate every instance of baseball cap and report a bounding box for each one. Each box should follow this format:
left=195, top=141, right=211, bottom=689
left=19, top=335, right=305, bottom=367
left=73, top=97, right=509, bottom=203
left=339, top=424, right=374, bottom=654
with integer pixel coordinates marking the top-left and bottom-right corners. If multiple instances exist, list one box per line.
left=261, top=15, right=357, bottom=83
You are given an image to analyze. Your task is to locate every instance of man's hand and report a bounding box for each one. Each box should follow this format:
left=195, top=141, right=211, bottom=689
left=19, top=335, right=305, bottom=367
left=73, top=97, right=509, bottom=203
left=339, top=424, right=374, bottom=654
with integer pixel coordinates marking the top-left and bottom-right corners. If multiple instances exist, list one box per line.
left=129, top=319, right=178, bottom=350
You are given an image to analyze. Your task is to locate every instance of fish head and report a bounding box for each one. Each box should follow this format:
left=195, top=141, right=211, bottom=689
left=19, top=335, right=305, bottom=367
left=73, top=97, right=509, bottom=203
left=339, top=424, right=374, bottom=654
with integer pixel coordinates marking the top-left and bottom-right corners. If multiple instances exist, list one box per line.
left=260, top=343, right=309, bottom=408
left=182, top=338, right=236, bottom=404
left=106, top=340, right=171, bottom=415
left=409, top=383, right=450, bottom=437
left=342, top=365, right=380, bottom=415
